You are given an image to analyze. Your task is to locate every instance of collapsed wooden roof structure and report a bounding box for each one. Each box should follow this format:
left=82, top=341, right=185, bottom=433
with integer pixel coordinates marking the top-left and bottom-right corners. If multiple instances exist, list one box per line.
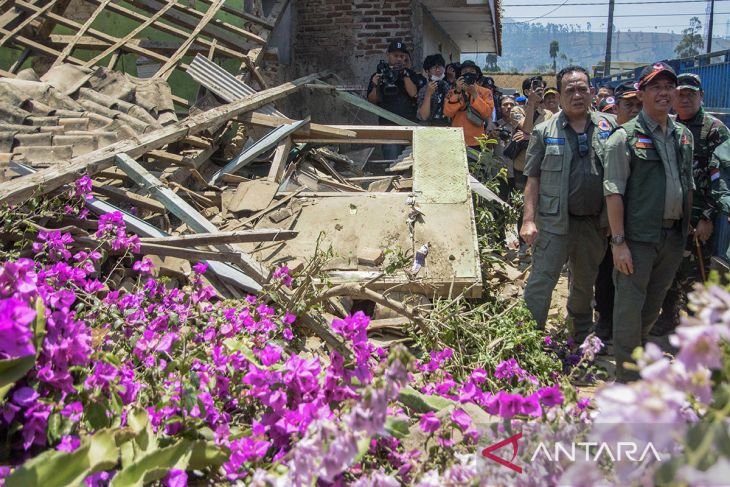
left=0, top=0, right=489, bottom=333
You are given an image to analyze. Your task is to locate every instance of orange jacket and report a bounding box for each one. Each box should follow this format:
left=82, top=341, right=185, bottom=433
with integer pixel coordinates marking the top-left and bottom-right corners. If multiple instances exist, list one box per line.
left=443, top=85, right=494, bottom=147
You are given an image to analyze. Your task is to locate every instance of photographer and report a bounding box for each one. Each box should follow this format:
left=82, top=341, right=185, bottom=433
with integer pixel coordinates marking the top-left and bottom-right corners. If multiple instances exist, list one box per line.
left=508, top=76, right=554, bottom=189
left=443, top=60, right=494, bottom=148
left=445, top=62, right=461, bottom=88
left=416, top=54, right=451, bottom=126
left=491, top=95, right=517, bottom=200
left=366, top=40, right=419, bottom=159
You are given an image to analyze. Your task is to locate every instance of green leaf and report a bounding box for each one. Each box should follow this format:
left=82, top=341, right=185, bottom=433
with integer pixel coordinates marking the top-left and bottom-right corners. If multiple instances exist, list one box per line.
left=85, top=401, right=110, bottom=430
left=353, top=435, right=371, bottom=464
left=188, top=441, right=228, bottom=469
left=398, top=386, right=457, bottom=413
left=0, top=354, right=36, bottom=389
left=109, top=439, right=193, bottom=487
left=6, top=428, right=119, bottom=487
left=384, top=416, right=410, bottom=439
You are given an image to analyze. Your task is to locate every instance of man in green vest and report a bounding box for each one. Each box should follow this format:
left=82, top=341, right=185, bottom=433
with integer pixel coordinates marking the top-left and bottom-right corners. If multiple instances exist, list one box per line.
left=603, top=62, right=695, bottom=382
left=521, top=66, right=617, bottom=344
left=652, top=73, right=730, bottom=337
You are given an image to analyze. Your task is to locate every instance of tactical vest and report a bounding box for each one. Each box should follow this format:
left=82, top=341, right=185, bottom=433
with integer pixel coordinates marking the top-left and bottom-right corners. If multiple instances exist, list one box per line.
left=621, top=116, right=694, bottom=243
left=535, top=111, right=616, bottom=235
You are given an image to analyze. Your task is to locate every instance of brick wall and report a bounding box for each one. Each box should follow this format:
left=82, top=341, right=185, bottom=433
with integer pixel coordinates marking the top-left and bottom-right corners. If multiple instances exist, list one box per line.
left=293, top=0, right=416, bottom=82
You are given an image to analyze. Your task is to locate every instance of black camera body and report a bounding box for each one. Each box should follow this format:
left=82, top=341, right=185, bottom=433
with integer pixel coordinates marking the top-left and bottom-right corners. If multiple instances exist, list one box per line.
left=462, top=72, right=479, bottom=85
left=376, top=60, right=401, bottom=96
left=430, top=80, right=450, bottom=125
left=498, top=126, right=512, bottom=141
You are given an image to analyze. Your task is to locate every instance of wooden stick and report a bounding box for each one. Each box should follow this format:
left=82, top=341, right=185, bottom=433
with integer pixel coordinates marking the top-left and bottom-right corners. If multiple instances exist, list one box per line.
left=154, top=0, right=225, bottom=80
left=82, top=0, right=176, bottom=68
left=139, top=229, right=297, bottom=246
left=0, top=0, right=58, bottom=48
left=267, top=136, right=292, bottom=182
left=51, top=0, right=113, bottom=67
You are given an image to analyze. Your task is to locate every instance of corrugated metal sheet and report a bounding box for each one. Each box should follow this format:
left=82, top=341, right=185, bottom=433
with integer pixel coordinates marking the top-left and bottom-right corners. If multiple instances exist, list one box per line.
left=188, top=54, right=284, bottom=117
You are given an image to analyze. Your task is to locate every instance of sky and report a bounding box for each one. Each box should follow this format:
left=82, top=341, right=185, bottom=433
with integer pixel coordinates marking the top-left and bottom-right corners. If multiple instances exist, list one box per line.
left=502, top=0, right=730, bottom=36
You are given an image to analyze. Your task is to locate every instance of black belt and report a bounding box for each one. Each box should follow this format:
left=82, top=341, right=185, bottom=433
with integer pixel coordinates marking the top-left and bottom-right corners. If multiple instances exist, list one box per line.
left=662, top=219, right=679, bottom=228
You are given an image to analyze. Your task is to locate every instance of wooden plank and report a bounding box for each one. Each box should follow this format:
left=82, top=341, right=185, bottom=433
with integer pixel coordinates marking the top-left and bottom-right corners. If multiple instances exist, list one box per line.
left=134, top=242, right=246, bottom=265
left=123, top=0, right=264, bottom=48
left=210, top=119, right=309, bottom=185
left=311, top=80, right=417, bottom=127
left=195, top=0, right=276, bottom=29
left=267, top=136, right=292, bottom=182
left=84, top=0, right=249, bottom=63
left=292, top=137, right=411, bottom=145
left=115, top=153, right=268, bottom=283
left=51, top=0, right=113, bottom=67
left=92, top=181, right=166, bottom=212
left=0, top=70, right=326, bottom=206
left=154, top=0, right=225, bottom=80
left=0, top=0, right=58, bottom=48
left=82, top=0, right=176, bottom=68
left=0, top=27, right=86, bottom=65
left=14, top=1, right=191, bottom=71
left=140, top=229, right=297, bottom=246
left=239, top=112, right=356, bottom=139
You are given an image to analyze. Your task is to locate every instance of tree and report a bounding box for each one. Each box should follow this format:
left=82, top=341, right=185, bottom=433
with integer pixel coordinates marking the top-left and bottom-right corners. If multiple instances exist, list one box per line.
left=549, top=40, right=560, bottom=72
left=675, top=17, right=704, bottom=57
left=484, top=54, right=501, bottom=72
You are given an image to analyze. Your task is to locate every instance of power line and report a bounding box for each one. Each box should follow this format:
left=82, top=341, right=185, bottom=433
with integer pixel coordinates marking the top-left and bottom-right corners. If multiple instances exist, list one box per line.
left=505, top=0, right=572, bottom=24
left=506, top=12, right=730, bottom=19
left=504, top=0, right=728, bottom=5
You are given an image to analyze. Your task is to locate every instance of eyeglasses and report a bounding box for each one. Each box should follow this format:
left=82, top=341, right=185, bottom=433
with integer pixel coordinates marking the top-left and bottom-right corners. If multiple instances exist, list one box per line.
left=577, top=133, right=589, bottom=157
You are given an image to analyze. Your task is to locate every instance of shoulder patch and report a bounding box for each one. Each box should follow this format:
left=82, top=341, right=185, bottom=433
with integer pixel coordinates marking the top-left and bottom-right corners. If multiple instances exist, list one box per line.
left=681, top=133, right=692, bottom=145
left=636, top=134, right=654, bottom=149
left=545, top=137, right=565, bottom=145
left=598, top=119, right=612, bottom=132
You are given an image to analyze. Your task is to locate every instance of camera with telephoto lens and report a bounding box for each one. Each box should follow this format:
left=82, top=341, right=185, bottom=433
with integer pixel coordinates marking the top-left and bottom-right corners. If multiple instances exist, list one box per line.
left=462, top=72, right=479, bottom=85
left=376, top=60, right=400, bottom=96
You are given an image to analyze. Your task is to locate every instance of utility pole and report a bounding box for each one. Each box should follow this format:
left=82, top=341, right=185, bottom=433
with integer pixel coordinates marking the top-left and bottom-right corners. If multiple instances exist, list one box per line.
left=707, top=0, right=715, bottom=53
left=604, top=0, right=615, bottom=76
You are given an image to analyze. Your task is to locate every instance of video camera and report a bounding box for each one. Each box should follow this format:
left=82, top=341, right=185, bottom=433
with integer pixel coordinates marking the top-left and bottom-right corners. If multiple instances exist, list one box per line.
left=430, top=80, right=451, bottom=125
left=376, top=60, right=401, bottom=96
left=498, top=126, right=513, bottom=142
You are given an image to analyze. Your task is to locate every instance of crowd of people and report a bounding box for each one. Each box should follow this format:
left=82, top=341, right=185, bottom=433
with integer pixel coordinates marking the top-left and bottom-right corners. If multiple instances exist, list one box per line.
left=367, top=40, right=730, bottom=383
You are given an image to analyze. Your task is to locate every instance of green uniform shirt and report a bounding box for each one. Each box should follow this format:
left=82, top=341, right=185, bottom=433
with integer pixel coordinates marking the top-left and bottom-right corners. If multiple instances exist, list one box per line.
left=676, top=107, right=730, bottom=224
left=709, top=139, right=730, bottom=214
left=604, top=110, right=692, bottom=219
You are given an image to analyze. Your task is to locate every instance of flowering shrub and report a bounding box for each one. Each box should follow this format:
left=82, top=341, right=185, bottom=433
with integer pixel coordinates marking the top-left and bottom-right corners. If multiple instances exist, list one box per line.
left=3, top=178, right=730, bottom=486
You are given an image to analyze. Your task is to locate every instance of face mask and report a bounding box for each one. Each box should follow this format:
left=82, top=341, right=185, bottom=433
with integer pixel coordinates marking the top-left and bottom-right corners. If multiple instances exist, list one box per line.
left=430, top=73, right=445, bottom=81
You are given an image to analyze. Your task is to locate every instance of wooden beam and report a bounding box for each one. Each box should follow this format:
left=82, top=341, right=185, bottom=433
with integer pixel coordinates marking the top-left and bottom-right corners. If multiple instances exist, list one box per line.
left=195, top=0, right=276, bottom=29
left=0, top=0, right=58, bottom=48
left=51, top=0, right=112, bottom=67
left=154, top=0, right=225, bottom=80
left=135, top=242, right=245, bottom=265
left=311, top=80, right=417, bottom=127
left=115, top=153, right=268, bottom=283
left=82, top=0, right=176, bottom=68
left=84, top=0, right=249, bottom=63
left=139, top=229, right=297, bottom=246
left=14, top=1, right=191, bottom=71
left=267, top=136, right=292, bottom=182
left=239, top=112, right=357, bottom=139
left=92, top=181, right=166, bottom=213
left=292, top=137, right=411, bottom=145
left=0, top=71, right=326, bottom=206
left=123, top=0, right=264, bottom=48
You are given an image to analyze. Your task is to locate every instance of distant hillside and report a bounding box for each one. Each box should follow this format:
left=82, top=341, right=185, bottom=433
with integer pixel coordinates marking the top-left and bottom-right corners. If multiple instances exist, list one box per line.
left=470, top=22, right=730, bottom=73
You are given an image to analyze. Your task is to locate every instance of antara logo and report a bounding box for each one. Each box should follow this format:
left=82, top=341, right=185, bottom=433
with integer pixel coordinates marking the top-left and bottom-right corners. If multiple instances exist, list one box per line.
left=481, top=433, right=663, bottom=473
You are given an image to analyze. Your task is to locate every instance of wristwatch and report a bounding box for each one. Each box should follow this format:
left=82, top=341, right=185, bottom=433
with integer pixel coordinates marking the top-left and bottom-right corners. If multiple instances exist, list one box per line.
left=610, top=234, right=625, bottom=246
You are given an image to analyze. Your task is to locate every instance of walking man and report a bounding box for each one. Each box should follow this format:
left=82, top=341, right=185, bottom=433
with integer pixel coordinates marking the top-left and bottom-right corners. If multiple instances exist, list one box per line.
left=521, top=66, right=617, bottom=343
left=652, top=73, right=730, bottom=336
left=603, top=62, right=694, bottom=382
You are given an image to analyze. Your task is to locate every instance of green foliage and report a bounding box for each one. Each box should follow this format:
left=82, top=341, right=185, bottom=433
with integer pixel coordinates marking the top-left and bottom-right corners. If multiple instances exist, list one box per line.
left=549, top=40, right=560, bottom=72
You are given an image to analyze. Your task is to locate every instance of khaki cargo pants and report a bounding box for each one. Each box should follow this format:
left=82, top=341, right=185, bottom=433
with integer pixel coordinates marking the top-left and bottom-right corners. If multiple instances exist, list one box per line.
left=524, top=215, right=607, bottom=342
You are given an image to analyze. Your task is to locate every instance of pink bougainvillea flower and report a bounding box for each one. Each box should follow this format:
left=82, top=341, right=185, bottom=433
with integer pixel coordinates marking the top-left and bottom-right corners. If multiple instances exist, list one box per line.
left=193, top=262, right=208, bottom=275
left=57, top=435, right=80, bottom=452
left=538, top=384, right=564, bottom=407
left=451, top=409, right=472, bottom=431
left=0, top=297, right=36, bottom=359
left=418, top=411, right=441, bottom=433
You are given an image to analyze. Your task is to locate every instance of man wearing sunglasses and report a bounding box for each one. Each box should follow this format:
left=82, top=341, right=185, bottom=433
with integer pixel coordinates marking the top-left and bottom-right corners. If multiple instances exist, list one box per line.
left=603, top=62, right=695, bottom=382
left=520, top=66, right=617, bottom=345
